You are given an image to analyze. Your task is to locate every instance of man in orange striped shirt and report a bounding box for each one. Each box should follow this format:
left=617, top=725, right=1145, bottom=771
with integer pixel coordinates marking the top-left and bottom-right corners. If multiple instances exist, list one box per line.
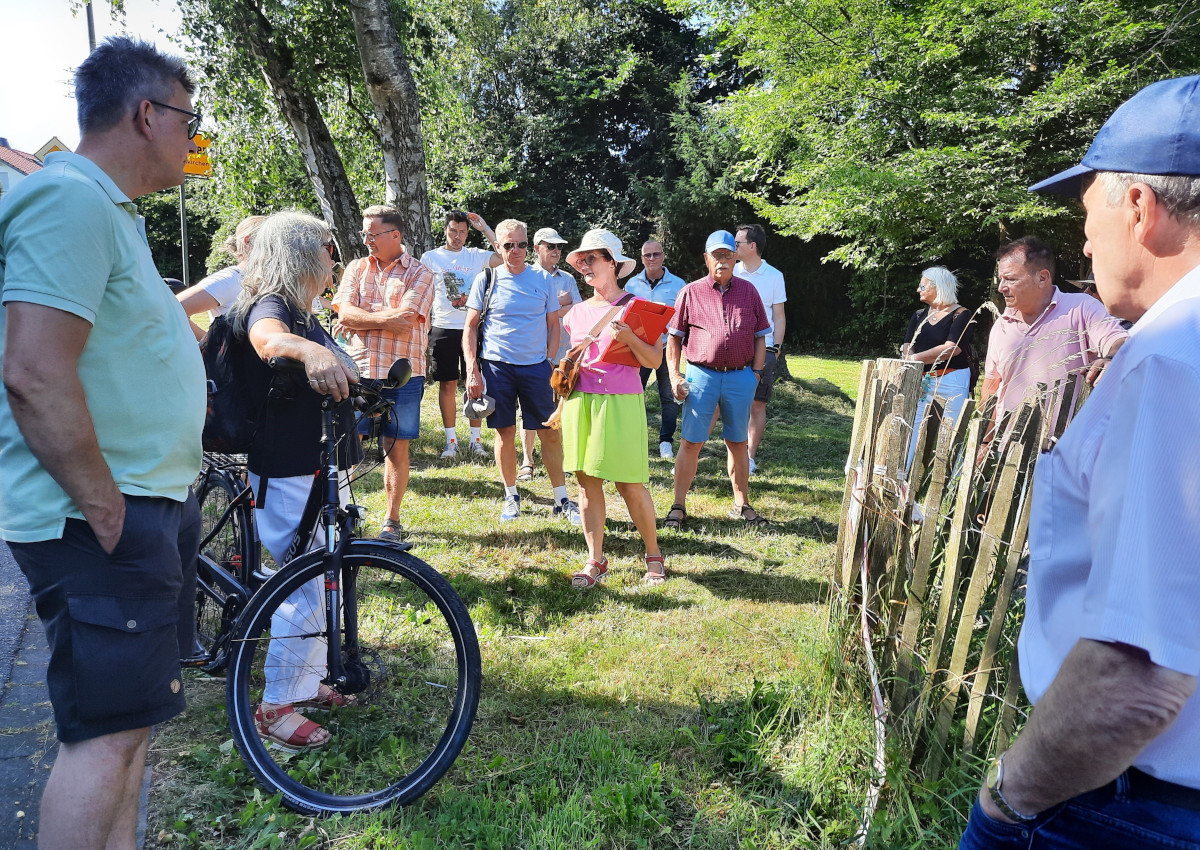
left=333, top=205, right=436, bottom=542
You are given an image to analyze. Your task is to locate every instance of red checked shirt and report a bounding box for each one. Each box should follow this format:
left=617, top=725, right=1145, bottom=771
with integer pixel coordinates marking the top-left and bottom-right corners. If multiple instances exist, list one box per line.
left=333, top=251, right=436, bottom=379
left=667, top=274, right=770, bottom=370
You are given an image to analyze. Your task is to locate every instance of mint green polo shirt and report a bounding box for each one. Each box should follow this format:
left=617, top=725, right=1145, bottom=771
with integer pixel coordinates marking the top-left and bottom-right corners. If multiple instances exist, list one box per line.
left=0, top=152, right=205, bottom=542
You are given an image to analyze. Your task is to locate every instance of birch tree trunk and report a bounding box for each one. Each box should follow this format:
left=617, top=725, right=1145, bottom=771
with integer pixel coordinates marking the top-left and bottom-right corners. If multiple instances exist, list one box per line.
left=235, top=2, right=365, bottom=261
left=346, top=0, right=433, bottom=256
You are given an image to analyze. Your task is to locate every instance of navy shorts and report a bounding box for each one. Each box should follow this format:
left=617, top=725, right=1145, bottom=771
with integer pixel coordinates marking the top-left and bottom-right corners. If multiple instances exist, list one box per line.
left=753, top=350, right=779, bottom=403
left=9, top=494, right=200, bottom=743
left=479, top=359, right=556, bottom=430
left=358, top=376, right=425, bottom=441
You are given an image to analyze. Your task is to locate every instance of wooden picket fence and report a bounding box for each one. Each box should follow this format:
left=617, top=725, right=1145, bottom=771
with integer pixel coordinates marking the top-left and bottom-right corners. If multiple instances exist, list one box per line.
left=834, top=358, right=1093, bottom=836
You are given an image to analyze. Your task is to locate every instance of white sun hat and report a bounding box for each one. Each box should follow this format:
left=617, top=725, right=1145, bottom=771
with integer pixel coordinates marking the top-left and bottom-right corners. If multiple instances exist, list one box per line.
left=566, top=229, right=636, bottom=279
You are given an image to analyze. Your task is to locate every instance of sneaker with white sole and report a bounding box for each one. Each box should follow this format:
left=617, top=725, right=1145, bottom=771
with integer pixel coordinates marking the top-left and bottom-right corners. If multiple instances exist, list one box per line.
left=500, top=494, right=521, bottom=522
left=441, top=441, right=459, bottom=459
left=468, top=439, right=489, bottom=459
left=554, top=497, right=582, bottom=526
left=659, top=441, right=674, bottom=460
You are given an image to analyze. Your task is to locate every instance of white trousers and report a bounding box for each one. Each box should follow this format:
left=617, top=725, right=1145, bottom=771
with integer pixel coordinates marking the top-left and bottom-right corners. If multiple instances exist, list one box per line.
left=907, top=368, right=971, bottom=470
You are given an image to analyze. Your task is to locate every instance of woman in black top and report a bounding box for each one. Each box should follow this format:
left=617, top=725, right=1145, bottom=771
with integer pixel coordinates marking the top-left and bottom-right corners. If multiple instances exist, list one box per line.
left=901, top=266, right=975, bottom=466
left=225, top=211, right=361, bottom=751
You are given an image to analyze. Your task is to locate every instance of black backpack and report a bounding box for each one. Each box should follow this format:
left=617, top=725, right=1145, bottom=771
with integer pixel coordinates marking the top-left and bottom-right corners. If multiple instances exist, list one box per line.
left=199, top=310, right=305, bottom=453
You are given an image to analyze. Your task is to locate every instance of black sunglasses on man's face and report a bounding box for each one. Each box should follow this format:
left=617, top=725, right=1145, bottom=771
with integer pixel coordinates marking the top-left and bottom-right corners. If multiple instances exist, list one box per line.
left=149, top=100, right=202, bottom=139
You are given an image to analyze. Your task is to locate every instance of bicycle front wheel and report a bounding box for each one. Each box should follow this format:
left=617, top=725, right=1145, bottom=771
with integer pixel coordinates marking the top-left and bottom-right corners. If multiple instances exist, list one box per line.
left=225, top=542, right=481, bottom=815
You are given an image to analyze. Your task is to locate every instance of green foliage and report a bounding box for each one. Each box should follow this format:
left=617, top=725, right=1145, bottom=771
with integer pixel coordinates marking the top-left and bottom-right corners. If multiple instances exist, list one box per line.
left=138, top=180, right=220, bottom=285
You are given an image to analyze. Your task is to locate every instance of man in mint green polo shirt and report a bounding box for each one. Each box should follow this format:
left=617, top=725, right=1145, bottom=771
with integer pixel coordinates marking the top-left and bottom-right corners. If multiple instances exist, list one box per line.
left=0, top=37, right=203, bottom=850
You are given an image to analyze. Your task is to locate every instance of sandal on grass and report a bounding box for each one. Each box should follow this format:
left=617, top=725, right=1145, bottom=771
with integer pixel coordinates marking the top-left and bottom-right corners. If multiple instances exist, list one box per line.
left=255, top=704, right=329, bottom=752
left=662, top=503, right=687, bottom=530
left=516, top=463, right=535, bottom=482
left=731, top=503, right=770, bottom=528
left=643, top=553, right=666, bottom=585
left=571, top=557, right=608, bottom=589
left=379, top=518, right=407, bottom=541
left=295, top=684, right=357, bottom=711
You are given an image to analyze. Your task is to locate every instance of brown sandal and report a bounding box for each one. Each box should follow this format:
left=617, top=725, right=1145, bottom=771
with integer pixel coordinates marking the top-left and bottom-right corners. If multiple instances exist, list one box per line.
left=643, top=553, right=666, bottom=585
left=255, top=704, right=329, bottom=751
left=294, top=684, right=357, bottom=711
left=730, top=503, right=770, bottom=527
left=662, top=503, right=687, bottom=530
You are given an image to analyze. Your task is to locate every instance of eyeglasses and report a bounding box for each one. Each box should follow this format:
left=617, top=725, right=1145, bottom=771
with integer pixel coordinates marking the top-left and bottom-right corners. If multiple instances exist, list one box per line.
left=642, top=251, right=663, bottom=259
left=574, top=252, right=611, bottom=267
left=149, top=100, right=201, bottom=139
left=918, top=281, right=934, bottom=291
left=539, top=243, right=563, bottom=251
left=501, top=241, right=528, bottom=251
left=734, top=241, right=750, bottom=247
left=708, top=249, right=735, bottom=261
left=324, top=242, right=339, bottom=262
left=359, top=229, right=399, bottom=243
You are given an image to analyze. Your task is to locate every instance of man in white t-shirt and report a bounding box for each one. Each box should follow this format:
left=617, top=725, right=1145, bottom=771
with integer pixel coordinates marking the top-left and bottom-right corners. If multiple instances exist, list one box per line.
left=733, top=223, right=787, bottom=474
left=516, top=227, right=581, bottom=481
left=420, top=210, right=501, bottom=459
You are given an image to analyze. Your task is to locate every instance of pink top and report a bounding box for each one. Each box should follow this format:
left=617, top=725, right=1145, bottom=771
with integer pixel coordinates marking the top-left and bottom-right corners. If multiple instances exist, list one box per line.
left=985, top=288, right=1128, bottom=421
left=562, top=299, right=645, bottom=395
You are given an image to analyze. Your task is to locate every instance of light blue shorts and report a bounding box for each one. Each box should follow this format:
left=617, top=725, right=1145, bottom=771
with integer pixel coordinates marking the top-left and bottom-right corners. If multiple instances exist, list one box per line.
left=679, top=365, right=757, bottom=444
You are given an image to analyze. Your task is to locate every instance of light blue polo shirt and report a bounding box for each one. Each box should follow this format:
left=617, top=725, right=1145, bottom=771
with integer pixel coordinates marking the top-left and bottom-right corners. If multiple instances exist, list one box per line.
left=467, top=265, right=557, bottom=366
left=0, top=152, right=206, bottom=542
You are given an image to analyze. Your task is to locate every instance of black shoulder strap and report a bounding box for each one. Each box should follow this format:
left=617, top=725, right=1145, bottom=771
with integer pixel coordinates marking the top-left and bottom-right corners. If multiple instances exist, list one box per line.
left=477, top=266, right=497, bottom=345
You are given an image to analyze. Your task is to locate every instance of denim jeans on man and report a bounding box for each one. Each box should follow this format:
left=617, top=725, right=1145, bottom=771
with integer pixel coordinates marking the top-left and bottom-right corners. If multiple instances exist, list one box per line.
left=639, top=361, right=678, bottom=444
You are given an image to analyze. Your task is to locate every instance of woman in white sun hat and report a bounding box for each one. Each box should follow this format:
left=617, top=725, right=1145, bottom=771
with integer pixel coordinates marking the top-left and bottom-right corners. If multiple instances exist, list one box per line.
left=561, top=229, right=666, bottom=588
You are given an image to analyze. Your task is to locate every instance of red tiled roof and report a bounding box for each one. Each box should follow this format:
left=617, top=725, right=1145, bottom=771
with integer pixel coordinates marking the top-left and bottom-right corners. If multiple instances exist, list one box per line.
left=0, top=145, right=43, bottom=176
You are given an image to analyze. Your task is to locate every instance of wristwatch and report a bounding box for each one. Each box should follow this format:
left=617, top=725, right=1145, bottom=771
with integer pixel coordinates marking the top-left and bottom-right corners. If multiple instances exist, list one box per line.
left=985, top=756, right=1037, bottom=823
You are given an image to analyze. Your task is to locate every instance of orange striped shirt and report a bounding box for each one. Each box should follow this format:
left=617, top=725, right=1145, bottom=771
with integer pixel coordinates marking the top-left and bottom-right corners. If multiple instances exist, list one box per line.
left=333, top=251, right=436, bottom=379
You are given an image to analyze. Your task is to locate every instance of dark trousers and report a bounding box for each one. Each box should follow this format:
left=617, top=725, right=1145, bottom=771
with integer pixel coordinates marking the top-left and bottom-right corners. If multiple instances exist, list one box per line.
left=640, top=360, right=679, bottom=444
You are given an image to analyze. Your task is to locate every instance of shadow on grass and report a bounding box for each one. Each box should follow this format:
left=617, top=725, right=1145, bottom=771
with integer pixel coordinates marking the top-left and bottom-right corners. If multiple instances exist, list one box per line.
left=690, top=568, right=830, bottom=605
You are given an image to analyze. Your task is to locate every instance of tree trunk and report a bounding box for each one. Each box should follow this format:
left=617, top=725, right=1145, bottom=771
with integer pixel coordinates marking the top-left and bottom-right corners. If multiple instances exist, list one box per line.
left=234, top=2, right=365, bottom=262
left=346, top=0, right=433, bottom=257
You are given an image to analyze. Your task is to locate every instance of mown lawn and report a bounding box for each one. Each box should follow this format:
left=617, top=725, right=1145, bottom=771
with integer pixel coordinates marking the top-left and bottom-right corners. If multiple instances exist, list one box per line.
left=149, top=354, right=883, bottom=849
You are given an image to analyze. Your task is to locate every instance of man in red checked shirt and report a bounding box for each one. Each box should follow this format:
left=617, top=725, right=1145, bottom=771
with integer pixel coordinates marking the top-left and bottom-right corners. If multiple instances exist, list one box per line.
left=332, top=205, right=436, bottom=543
left=663, top=230, right=770, bottom=530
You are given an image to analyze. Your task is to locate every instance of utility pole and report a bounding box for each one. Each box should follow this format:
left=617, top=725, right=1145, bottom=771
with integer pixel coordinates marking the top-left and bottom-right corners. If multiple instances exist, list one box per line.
left=86, top=1, right=96, bottom=51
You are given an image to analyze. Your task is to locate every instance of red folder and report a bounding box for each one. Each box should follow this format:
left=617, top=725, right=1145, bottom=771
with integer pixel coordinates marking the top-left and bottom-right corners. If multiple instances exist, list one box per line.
left=597, top=297, right=676, bottom=367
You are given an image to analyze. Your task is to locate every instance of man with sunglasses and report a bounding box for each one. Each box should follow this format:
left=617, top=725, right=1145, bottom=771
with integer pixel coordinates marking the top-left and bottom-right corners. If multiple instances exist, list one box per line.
left=626, top=239, right=687, bottom=460
left=463, top=220, right=581, bottom=524
left=0, top=38, right=204, bottom=849
left=421, top=210, right=502, bottom=460
left=332, top=205, right=436, bottom=542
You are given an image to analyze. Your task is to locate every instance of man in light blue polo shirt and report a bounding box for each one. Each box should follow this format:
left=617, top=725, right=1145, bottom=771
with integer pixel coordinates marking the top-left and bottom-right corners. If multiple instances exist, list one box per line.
left=463, top=219, right=581, bottom=524
left=626, top=239, right=686, bottom=459
left=0, top=37, right=204, bottom=849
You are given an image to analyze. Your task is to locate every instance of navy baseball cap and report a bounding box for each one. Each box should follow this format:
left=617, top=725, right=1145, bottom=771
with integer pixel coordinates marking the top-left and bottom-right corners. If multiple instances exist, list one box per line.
left=1030, top=75, right=1200, bottom=196
left=705, top=230, right=737, bottom=253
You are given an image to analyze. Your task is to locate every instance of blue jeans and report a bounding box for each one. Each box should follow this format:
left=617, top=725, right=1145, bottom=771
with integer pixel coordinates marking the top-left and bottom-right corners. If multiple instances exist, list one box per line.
left=639, top=360, right=678, bottom=444
left=960, top=777, right=1200, bottom=849
left=679, top=365, right=756, bottom=444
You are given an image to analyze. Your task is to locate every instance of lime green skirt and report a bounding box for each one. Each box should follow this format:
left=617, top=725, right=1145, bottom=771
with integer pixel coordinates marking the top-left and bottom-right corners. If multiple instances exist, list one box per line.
left=561, top=392, right=649, bottom=483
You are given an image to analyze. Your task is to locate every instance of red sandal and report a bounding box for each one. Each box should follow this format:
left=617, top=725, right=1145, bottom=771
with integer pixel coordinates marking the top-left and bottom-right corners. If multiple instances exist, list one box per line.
left=643, top=553, right=666, bottom=585
left=255, top=704, right=330, bottom=752
left=571, top=557, right=608, bottom=589
left=295, top=685, right=357, bottom=710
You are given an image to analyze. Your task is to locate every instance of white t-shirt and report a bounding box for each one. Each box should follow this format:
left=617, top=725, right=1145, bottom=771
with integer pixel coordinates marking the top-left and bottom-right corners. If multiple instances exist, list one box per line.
left=734, top=259, right=787, bottom=347
left=534, top=263, right=582, bottom=360
left=421, top=246, right=495, bottom=330
left=197, top=265, right=242, bottom=318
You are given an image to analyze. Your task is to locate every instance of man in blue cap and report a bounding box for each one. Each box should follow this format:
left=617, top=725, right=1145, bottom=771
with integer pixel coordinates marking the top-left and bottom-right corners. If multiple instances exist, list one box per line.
left=961, top=75, right=1200, bottom=848
left=663, top=230, right=770, bottom=529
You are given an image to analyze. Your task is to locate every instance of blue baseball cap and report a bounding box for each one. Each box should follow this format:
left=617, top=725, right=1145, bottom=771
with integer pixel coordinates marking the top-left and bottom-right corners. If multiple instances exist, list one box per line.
left=705, top=230, right=737, bottom=253
left=1030, top=75, right=1200, bottom=197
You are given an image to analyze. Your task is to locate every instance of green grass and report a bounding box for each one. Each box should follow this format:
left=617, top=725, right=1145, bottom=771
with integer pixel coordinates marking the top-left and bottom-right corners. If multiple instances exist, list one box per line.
left=149, top=355, right=893, bottom=849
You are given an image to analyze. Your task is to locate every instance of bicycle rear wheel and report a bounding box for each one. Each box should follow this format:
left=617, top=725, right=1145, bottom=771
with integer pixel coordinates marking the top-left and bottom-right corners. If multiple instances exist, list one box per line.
left=194, top=468, right=255, bottom=654
left=225, top=541, right=481, bottom=815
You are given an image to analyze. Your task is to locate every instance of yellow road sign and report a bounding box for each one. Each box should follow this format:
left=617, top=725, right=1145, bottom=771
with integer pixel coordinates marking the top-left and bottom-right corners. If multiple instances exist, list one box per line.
left=184, top=133, right=212, bottom=178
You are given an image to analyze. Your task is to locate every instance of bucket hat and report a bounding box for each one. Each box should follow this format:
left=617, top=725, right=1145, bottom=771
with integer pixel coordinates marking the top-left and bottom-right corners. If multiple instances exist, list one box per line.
left=463, top=392, right=496, bottom=420
left=566, top=229, right=636, bottom=278
left=1030, top=75, right=1200, bottom=196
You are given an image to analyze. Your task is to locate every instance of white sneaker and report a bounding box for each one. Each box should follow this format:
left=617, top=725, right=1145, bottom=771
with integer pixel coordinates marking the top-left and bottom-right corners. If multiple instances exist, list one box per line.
left=748, top=457, right=757, bottom=475
left=500, top=494, right=521, bottom=522
left=659, top=441, right=674, bottom=460
left=441, top=441, right=459, bottom=459
left=468, top=439, right=489, bottom=459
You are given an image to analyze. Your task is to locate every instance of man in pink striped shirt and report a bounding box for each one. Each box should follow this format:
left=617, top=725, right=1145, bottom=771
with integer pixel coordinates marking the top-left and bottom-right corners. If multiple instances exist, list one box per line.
left=980, top=236, right=1127, bottom=440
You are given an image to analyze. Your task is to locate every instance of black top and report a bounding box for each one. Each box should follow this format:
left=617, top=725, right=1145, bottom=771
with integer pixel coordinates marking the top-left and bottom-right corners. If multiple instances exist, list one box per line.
left=903, top=307, right=974, bottom=373
left=241, top=295, right=362, bottom=477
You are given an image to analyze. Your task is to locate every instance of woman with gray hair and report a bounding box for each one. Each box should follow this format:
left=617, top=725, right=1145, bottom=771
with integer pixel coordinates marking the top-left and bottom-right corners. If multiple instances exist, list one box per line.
left=226, top=210, right=362, bottom=750
left=900, top=266, right=976, bottom=466
left=176, top=214, right=266, bottom=340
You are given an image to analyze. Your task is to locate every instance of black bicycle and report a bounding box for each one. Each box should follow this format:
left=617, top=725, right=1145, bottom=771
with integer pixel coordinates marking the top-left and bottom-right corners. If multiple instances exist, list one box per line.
left=191, top=358, right=481, bottom=815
